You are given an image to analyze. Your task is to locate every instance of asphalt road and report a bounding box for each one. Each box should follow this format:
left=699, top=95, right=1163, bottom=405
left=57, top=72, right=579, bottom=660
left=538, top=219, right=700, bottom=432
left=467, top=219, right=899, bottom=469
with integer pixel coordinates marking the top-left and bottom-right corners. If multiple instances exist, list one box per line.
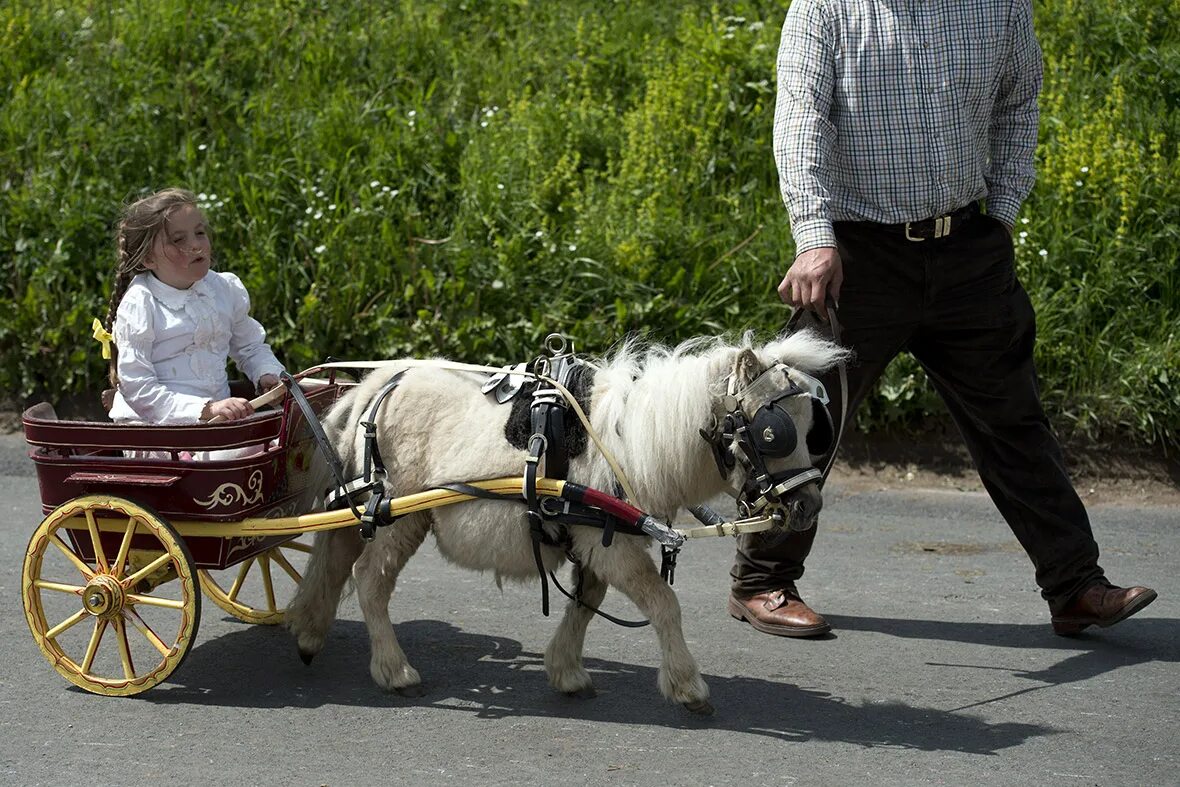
left=1, top=431, right=1176, bottom=787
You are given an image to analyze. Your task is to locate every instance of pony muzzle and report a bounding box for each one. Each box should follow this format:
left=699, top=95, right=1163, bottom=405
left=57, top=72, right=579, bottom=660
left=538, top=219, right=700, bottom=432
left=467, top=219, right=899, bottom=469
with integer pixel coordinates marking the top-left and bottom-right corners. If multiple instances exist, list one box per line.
left=738, top=467, right=823, bottom=532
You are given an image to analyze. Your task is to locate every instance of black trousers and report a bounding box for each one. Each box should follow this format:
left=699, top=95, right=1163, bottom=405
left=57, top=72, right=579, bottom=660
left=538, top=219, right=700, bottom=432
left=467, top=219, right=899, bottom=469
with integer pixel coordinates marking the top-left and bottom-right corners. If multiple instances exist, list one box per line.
left=731, top=211, right=1105, bottom=614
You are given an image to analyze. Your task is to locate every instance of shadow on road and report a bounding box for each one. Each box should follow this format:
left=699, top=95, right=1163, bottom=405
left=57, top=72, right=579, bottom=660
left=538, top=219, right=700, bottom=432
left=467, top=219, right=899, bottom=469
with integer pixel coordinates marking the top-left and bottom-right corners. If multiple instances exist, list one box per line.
left=141, top=618, right=1055, bottom=754
left=825, top=613, right=1178, bottom=712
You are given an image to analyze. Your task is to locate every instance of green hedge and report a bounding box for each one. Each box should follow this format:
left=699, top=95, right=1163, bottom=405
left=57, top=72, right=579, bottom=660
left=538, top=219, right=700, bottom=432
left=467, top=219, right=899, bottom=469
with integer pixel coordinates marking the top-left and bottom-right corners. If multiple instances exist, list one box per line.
left=2, top=0, right=1177, bottom=445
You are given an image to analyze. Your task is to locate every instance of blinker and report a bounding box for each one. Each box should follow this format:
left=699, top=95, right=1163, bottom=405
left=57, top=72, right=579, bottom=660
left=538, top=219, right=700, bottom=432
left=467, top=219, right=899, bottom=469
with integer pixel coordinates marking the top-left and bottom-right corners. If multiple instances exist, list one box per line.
left=749, top=398, right=799, bottom=457
left=738, top=364, right=835, bottom=458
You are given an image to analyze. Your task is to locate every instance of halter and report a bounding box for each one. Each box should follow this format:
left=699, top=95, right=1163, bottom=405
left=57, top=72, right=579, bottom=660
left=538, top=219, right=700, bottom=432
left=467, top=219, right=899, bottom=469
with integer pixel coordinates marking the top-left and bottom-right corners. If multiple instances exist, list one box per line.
left=701, top=362, right=834, bottom=521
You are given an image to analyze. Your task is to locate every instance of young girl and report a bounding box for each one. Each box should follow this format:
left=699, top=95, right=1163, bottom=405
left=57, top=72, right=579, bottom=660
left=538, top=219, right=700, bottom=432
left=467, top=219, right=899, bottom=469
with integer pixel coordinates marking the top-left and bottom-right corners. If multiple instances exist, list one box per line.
left=102, top=188, right=285, bottom=429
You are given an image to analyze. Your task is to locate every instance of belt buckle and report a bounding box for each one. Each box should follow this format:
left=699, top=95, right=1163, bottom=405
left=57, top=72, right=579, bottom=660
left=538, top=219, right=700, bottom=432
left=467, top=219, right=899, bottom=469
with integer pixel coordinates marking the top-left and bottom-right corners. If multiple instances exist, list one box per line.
left=905, top=214, right=953, bottom=242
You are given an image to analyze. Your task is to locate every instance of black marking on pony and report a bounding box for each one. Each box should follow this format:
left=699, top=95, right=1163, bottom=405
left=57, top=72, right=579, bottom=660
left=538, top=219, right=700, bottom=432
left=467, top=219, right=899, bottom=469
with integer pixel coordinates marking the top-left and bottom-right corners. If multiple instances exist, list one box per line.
left=503, top=363, right=595, bottom=458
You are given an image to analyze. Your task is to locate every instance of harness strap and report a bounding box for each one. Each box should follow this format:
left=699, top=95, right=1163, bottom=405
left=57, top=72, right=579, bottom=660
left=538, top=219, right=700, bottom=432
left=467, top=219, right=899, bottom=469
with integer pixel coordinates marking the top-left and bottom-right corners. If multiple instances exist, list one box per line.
left=821, top=306, right=847, bottom=482
left=549, top=558, right=650, bottom=628
left=280, top=372, right=365, bottom=524
left=432, top=481, right=519, bottom=502
left=525, top=405, right=550, bottom=616
left=358, top=372, right=407, bottom=539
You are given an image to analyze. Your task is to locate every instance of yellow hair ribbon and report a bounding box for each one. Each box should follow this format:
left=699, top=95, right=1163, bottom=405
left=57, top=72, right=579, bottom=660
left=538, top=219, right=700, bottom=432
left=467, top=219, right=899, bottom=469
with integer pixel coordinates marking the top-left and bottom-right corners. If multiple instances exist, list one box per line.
left=91, top=318, right=113, bottom=360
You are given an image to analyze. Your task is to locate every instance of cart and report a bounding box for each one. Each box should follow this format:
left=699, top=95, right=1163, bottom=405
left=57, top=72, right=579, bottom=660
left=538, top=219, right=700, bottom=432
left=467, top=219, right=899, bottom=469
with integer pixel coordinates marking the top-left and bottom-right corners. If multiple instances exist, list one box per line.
left=22, top=361, right=777, bottom=697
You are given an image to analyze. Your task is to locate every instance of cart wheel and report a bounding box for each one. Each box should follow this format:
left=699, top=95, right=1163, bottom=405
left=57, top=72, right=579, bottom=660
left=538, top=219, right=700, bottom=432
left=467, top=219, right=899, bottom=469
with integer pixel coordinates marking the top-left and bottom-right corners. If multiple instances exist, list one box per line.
left=198, top=539, right=312, bottom=625
left=22, top=496, right=200, bottom=697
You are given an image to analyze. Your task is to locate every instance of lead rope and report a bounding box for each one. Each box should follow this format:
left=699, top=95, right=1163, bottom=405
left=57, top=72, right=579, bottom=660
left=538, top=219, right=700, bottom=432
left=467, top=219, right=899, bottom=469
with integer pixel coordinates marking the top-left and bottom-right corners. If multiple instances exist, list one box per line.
left=820, top=305, right=847, bottom=482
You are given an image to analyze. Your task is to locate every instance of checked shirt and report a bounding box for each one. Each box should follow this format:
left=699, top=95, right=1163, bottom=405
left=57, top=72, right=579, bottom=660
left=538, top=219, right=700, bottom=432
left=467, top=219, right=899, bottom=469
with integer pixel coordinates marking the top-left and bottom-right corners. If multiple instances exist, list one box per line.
left=773, top=0, right=1042, bottom=253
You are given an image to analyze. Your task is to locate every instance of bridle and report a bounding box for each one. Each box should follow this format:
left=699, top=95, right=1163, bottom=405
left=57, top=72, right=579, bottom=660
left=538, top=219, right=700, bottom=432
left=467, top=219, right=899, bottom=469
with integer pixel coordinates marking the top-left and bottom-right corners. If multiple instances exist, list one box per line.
left=700, top=362, right=834, bottom=520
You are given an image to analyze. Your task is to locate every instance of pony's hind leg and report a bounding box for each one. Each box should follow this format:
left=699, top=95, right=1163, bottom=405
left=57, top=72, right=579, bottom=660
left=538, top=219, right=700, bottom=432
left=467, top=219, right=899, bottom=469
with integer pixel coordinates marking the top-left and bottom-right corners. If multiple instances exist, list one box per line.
left=286, top=526, right=365, bottom=664
left=587, top=540, right=712, bottom=714
left=354, top=512, right=431, bottom=695
left=544, top=562, right=608, bottom=698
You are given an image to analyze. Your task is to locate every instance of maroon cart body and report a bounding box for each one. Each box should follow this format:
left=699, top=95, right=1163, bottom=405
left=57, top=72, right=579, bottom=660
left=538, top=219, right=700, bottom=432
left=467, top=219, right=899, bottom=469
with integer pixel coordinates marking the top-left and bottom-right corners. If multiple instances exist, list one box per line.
left=23, top=377, right=346, bottom=569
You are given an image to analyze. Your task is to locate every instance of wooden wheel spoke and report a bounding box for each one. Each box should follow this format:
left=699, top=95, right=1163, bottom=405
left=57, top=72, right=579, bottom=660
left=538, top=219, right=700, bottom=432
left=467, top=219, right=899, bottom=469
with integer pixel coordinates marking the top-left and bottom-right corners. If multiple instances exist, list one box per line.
left=227, top=558, right=255, bottom=602
left=259, top=556, right=277, bottom=613
left=84, top=509, right=109, bottom=573
left=49, top=534, right=95, bottom=580
left=112, top=516, right=138, bottom=578
left=285, top=541, right=313, bottom=555
left=81, top=618, right=109, bottom=674
left=123, top=607, right=171, bottom=657
left=46, top=608, right=90, bottom=640
left=35, top=579, right=86, bottom=595
left=126, top=593, right=185, bottom=610
left=122, top=552, right=174, bottom=590
left=114, top=617, right=136, bottom=679
left=271, top=550, right=303, bottom=583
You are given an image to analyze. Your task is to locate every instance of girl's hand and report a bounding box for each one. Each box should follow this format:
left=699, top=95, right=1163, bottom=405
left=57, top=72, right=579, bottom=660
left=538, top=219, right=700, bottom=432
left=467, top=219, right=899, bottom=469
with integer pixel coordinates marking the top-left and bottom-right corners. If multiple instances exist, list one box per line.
left=257, top=373, right=281, bottom=393
left=201, top=397, right=254, bottom=422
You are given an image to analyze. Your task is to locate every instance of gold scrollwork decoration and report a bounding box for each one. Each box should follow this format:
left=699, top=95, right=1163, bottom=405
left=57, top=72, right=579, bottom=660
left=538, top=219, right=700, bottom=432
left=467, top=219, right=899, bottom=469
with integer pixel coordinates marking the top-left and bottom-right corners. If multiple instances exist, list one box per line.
left=195, top=469, right=265, bottom=509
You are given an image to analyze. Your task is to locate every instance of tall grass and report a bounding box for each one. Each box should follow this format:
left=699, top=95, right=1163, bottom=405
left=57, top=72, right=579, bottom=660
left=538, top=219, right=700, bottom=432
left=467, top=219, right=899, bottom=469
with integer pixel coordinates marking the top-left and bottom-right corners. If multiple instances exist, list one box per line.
left=1, top=0, right=1177, bottom=446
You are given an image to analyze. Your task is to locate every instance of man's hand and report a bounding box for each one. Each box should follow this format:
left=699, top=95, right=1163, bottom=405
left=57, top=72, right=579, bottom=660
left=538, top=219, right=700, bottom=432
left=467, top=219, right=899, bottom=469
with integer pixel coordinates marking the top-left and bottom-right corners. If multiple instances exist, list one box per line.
left=257, top=373, right=281, bottom=393
left=779, top=245, right=843, bottom=322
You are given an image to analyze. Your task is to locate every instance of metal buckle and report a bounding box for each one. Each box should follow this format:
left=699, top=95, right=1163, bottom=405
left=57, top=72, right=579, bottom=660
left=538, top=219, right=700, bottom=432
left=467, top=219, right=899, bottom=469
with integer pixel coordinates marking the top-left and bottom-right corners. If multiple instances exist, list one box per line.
left=904, top=214, right=953, bottom=242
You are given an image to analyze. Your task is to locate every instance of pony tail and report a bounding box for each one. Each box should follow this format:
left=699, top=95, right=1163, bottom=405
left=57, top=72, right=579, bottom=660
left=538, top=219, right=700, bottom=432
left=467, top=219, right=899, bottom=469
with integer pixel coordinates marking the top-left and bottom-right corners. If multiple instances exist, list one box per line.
left=105, top=231, right=134, bottom=387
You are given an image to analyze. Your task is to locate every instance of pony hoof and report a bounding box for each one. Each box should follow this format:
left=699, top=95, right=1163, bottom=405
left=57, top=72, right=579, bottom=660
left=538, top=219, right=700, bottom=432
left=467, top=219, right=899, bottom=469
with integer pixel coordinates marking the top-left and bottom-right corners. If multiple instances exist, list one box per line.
left=683, top=699, right=714, bottom=716
left=394, top=684, right=426, bottom=698
left=565, top=685, right=596, bottom=699
left=298, top=649, right=315, bottom=665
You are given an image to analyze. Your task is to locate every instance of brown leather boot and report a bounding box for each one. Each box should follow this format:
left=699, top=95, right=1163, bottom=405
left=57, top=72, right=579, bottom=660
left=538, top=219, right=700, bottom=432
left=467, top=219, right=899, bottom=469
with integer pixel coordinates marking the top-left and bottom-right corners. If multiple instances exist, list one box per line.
left=1051, top=582, right=1157, bottom=636
left=728, top=584, right=831, bottom=637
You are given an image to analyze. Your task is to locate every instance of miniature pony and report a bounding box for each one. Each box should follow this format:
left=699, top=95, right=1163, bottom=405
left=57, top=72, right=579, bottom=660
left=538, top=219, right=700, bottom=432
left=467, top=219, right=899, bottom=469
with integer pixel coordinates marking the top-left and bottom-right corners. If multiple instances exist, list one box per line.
left=287, top=330, right=849, bottom=713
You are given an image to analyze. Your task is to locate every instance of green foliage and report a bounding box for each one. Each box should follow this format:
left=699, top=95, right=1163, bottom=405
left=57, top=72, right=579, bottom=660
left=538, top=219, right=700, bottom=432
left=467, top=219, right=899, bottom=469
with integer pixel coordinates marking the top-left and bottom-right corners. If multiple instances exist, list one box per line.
left=1, top=0, right=1177, bottom=447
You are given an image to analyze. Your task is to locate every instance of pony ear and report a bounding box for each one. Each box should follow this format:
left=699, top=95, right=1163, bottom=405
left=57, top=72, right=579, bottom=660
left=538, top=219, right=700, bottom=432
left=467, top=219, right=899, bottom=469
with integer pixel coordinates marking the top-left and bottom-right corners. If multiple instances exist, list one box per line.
left=732, top=348, right=762, bottom=388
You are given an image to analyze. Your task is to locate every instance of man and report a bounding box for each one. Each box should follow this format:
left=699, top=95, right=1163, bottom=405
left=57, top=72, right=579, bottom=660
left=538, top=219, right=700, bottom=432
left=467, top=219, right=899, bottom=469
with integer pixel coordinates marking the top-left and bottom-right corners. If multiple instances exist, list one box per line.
left=729, top=0, right=1156, bottom=637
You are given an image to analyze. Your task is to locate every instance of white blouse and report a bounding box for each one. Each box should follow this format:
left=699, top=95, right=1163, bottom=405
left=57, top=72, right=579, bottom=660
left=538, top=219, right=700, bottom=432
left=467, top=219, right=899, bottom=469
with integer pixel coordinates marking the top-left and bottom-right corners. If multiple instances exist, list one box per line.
left=109, top=270, right=284, bottom=424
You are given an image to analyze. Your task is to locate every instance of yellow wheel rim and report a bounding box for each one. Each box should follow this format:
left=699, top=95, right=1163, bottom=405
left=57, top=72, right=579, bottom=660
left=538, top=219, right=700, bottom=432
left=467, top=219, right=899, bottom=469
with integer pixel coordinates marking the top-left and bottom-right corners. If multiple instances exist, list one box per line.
left=22, top=496, right=200, bottom=697
left=198, top=539, right=312, bottom=625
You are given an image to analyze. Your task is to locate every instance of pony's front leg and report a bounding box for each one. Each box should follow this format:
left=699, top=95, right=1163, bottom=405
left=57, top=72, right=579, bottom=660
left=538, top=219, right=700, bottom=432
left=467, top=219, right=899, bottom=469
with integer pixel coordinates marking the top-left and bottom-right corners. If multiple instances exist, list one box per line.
left=354, top=513, right=431, bottom=695
left=544, top=561, right=608, bottom=698
left=286, top=526, right=365, bottom=664
left=588, top=541, right=712, bottom=715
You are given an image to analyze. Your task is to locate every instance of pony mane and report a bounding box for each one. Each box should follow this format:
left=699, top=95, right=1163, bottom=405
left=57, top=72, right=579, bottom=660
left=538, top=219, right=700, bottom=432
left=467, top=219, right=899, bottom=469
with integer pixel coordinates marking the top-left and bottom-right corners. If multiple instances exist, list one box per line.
left=589, top=327, right=849, bottom=381
left=574, top=329, right=846, bottom=515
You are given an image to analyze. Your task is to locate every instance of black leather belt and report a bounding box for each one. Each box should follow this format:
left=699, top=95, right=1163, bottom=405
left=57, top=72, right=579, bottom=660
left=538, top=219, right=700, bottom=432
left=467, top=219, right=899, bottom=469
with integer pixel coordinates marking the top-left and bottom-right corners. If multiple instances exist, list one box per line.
left=889, top=202, right=980, bottom=241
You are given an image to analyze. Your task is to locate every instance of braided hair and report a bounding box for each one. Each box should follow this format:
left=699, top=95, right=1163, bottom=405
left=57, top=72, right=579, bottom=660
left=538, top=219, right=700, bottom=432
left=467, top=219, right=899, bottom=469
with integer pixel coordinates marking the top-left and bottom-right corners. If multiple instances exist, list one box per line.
left=104, top=188, right=202, bottom=387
